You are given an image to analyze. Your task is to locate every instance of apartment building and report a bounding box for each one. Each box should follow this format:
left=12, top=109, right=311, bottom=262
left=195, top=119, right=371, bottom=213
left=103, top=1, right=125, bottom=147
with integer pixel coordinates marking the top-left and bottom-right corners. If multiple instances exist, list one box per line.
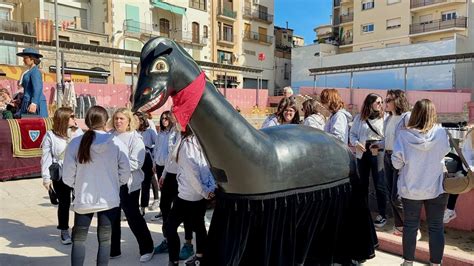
left=210, top=0, right=275, bottom=94
left=274, top=26, right=293, bottom=94
left=0, top=0, right=113, bottom=84
left=332, top=0, right=473, bottom=53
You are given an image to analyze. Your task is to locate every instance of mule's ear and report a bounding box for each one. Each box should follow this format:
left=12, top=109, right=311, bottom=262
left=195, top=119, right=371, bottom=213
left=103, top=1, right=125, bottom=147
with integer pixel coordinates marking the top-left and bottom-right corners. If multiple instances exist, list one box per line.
left=154, top=43, right=173, bottom=57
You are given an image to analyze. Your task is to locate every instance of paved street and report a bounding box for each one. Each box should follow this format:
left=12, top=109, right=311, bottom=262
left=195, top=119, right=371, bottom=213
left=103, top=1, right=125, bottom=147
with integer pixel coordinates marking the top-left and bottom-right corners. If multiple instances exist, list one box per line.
left=0, top=177, right=422, bottom=266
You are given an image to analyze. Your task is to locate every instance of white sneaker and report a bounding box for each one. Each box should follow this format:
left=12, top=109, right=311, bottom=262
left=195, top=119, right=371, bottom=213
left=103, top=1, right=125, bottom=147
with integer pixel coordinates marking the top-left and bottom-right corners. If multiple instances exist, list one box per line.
left=373, top=215, right=387, bottom=228
left=416, top=229, right=422, bottom=241
left=139, top=252, right=154, bottom=262
left=443, top=209, right=457, bottom=224
left=149, top=200, right=160, bottom=211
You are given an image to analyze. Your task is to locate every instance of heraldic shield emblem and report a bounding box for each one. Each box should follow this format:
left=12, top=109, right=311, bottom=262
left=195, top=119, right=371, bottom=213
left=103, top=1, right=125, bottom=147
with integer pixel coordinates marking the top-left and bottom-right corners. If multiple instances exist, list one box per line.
left=29, top=130, right=40, bottom=142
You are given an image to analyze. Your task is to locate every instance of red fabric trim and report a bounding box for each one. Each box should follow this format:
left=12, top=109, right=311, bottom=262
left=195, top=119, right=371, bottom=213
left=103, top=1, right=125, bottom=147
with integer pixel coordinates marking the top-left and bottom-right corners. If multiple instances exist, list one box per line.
left=171, top=72, right=206, bottom=131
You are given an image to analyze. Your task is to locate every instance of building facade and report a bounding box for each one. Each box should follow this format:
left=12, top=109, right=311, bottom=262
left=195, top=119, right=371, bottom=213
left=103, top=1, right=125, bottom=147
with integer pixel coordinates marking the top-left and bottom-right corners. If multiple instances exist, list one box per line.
left=273, top=26, right=293, bottom=95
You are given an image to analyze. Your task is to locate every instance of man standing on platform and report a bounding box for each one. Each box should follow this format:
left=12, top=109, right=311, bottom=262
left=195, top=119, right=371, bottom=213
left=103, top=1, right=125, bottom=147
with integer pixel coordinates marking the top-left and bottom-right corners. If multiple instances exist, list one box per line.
left=16, top=48, right=48, bottom=118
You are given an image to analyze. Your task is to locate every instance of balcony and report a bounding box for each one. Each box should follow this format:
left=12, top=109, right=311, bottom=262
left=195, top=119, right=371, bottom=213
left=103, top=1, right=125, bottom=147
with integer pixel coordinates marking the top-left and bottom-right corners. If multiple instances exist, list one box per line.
left=217, top=7, right=237, bottom=20
left=340, top=13, right=354, bottom=24
left=409, top=17, right=467, bottom=35
left=123, top=20, right=207, bottom=46
left=410, top=0, right=466, bottom=9
left=0, top=19, right=33, bottom=35
left=339, top=37, right=353, bottom=46
left=242, top=6, right=273, bottom=24
left=243, top=31, right=273, bottom=45
left=341, top=0, right=353, bottom=5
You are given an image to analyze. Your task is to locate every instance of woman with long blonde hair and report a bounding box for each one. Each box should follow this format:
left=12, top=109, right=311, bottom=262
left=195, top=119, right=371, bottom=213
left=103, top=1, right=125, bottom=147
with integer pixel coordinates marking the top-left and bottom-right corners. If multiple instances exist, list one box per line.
left=109, top=108, right=155, bottom=262
left=392, top=99, right=450, bottom=266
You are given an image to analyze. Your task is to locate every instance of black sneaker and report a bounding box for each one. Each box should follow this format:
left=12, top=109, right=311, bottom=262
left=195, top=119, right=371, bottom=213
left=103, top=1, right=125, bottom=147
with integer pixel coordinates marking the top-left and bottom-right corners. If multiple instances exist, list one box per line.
left=185, top=255, right=203, bottom=265
left=373, top=215, right=387, bottom=228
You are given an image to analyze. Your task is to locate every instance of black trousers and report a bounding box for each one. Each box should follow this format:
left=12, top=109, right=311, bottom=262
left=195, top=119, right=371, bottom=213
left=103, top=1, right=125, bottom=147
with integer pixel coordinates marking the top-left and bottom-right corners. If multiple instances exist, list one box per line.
left=53, top=178, right=72, bottom=230
left=165, top=197, right=207, bottom=262
left=140, top=153, right=159, bottom=208
left=357, top=143, right=388, bottom=217
left=159, top=172, right=193, bottom=240
left=111, top=186, right=154, bottom=256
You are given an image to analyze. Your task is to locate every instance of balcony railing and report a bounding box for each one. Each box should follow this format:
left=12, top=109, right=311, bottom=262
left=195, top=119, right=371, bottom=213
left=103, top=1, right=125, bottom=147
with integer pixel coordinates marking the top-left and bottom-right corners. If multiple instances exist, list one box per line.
left=411, top=0, right=448, bottom=9
left=340, top=12, right=354, bottom=23
left=333, top=16, right=340, bottom=25
left=410, top=17, right=467, bottom=34
left=243, top=31, right=273, bottom=44
left=217, top=7, right=237, bottom=19
left=242, top=6, right=273, bottom=23
left=123, top=20, right=208, bottom=45
left=0, top=19, right=33, bottom=35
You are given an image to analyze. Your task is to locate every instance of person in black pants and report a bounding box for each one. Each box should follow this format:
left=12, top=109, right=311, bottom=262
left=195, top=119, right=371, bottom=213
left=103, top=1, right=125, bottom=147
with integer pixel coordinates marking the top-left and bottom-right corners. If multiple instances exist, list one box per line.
left=41, top=107, right=83, bottom=245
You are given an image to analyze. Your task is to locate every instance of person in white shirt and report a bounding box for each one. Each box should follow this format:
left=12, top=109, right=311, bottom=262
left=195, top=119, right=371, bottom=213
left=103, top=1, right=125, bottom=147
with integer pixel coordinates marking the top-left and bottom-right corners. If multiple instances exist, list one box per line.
left=62, top=106, right=131, bottom=266
left=134, top=111, right=159, bottom=214
left=153, top=113, right=194, bottom=261
left=41, top=107, right=83, bottom=245
left=378, top=90, right=411, bottom=236
left=261, top=96, right=294, bottom=128
left=320, top=89, right=353, bottom=143
left=109, top=108, right=154, bottom=262
left=302, top=98, right=326, bottom=130
left=350, top=93, right=388, bottom=228
left=392, top=99, right=450, bottom=266
left=165, top=125, right=216, bottom=266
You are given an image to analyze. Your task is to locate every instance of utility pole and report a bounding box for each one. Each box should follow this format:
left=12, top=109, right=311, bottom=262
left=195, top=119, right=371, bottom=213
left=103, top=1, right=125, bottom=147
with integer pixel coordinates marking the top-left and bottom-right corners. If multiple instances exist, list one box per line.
left=54, top=0, right=62, bottom=106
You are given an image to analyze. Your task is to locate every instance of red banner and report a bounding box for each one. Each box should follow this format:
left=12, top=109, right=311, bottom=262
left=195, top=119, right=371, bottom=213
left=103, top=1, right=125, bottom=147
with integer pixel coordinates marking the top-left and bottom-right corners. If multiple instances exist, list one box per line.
left=7, top=118, right=53, bottom=158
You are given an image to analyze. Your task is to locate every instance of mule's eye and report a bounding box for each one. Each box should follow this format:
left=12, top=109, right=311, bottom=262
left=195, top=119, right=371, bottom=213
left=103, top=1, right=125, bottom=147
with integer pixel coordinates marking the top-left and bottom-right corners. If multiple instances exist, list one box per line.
left=151, top=58, right=168, bottom=73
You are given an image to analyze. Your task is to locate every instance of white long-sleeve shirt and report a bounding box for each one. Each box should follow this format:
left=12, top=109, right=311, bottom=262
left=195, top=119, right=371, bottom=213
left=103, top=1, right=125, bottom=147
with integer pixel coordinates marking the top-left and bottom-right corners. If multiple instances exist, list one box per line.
left=41, top=129, right=83, bottom=183
left=176, top=135, right=216, bottom=202
left=325, top=109, right=353, bottom=144
left=113, top=130, right=146, bottom=193
left=162, top=130, right=181, bottom=176
left=462, top=130, right=474, bottom=171
left=303, top=114, right=326, bottom=130
left=154, top=129, right=175, bottom=166
left=349, top=114, right=384, bottom=159
left=62, top=130, right=131, bottom=214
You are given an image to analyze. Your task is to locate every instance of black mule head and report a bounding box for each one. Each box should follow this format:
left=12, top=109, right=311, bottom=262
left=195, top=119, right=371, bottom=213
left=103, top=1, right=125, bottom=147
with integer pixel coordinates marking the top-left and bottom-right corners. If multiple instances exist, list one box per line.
left=133, top=37, right=202, bottom=112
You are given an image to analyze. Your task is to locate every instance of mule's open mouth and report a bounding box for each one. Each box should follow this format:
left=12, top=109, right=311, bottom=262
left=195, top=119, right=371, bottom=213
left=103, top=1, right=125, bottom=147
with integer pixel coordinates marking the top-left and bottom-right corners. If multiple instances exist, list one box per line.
left=138, top=92, right=164, bottom=113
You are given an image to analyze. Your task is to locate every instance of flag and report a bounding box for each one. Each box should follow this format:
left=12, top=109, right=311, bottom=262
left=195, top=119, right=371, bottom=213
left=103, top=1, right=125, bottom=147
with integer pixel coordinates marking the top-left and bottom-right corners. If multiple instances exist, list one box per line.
left=35, top=18, right=53, bottom=42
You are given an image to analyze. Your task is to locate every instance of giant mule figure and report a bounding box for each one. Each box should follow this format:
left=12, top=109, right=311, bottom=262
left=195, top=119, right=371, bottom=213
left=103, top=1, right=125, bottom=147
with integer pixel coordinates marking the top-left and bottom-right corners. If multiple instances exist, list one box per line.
left=133, top=38, right=377, bottom=266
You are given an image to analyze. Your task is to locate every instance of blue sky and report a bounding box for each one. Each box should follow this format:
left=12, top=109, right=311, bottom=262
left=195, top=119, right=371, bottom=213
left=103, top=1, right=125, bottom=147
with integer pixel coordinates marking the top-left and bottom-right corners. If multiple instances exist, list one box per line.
left=274, top=0, right=332, bottom=45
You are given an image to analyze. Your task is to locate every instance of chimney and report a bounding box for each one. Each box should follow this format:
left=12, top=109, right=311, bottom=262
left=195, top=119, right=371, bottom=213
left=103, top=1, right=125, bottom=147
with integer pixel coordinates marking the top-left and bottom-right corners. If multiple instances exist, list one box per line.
left=286, top=21, right=288, bottom=29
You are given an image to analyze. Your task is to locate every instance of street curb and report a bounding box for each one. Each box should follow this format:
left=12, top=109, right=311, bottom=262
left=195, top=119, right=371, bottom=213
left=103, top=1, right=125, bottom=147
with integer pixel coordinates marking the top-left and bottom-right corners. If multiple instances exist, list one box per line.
left=376, top=231, right=474, bottom=266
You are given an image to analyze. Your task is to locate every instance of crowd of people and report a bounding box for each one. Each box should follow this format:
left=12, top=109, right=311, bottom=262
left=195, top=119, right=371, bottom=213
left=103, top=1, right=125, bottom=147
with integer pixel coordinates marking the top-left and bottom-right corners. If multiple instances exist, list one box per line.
left=39, top=86, right=472, bottom=266
left=262, top=88, right=471, bottom=266
left=42, top=106, right=215, bottom=266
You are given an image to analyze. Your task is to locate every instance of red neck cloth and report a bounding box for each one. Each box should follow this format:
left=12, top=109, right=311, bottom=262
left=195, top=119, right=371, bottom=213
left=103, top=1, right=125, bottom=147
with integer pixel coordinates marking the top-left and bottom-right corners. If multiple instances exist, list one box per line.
left=171, top=72, right=206, bottom=131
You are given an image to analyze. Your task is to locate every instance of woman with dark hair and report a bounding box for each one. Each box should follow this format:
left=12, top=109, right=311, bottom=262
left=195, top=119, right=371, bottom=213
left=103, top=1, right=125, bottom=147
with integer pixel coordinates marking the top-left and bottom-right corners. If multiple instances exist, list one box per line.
left=302, top=98, right=326, bottom=130
left=392, top=99, right=450, bottom=266
left=41, top=107, right=82, bottom=244
left=134, top=111, right=159, bottom=215
left=16, top=48, right=48, bottom=117
left=277, top=97, right=300, bottom=125
left=350, top=93, right=388, bottom=228
left=62, top=106, right=130, bottom=266
left=377, top=90, right=411, bottom=236
left=153, top=111, right=195, bottom=261
left=261, top=96, right=294, bottom=128
left=165, top=125, right=216, bottom=266
left=320, top=89, right=352, bottom=143
left=109, top=108, right=155, bottom=262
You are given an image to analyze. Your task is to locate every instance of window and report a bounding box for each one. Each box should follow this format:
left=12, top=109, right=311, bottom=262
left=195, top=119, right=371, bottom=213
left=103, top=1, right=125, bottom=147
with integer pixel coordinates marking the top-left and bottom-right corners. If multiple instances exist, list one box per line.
left=244, top=49, right=256, bottom=56
left=386, top=18, right=401, bottom=29
left=189, top=0, right=206, bottom=11
left=419, top=14, right=433, bottom=25
left=59, top=35, right=70, bottom=42
left=222, top=24, right=233, bottom=42
left=203, top=25, right=208, bottom=38
left=0, top=7, right=11, bottom=20
left=217, top=50, right=233, bottom=64
left=387, top=0, right=400, bottom=4
left=442, top=11, right=457, bottom=21
left=159, top=19, right=170, bottom=37
left=244, top=23, right=251, bottom=39
left=362, top=0, right=374, bottom=10
left=284, top=63, right=290, bottom=80
left=90, top=40, right=100, bottom=46
left=192, top=22, right=200, bottom=43
left=362, top=23, right=374, bottom=33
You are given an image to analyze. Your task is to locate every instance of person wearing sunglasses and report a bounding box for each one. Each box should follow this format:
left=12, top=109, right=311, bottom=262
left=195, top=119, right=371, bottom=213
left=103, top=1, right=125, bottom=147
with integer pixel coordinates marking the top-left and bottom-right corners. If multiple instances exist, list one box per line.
left=349, top=93, right=388, bottom=228
left=375, top=90, right=411, bottom=237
